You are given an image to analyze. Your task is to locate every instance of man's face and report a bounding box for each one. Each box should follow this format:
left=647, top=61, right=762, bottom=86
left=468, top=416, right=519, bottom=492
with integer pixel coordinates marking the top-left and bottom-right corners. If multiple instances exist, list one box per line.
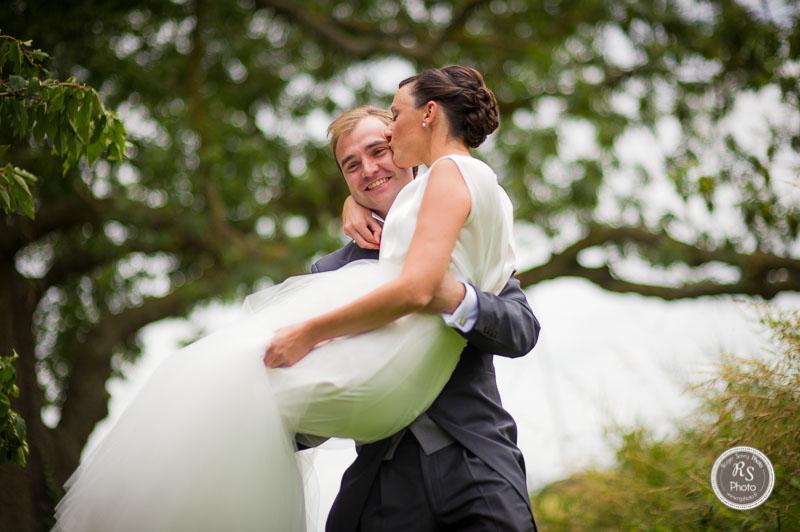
left=335, top=115, right=414, bottom=219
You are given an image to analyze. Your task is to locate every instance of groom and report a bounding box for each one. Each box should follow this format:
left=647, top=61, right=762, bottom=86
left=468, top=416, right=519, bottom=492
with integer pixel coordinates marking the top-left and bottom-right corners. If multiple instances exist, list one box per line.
left=311, top=105, right=540, bottom=531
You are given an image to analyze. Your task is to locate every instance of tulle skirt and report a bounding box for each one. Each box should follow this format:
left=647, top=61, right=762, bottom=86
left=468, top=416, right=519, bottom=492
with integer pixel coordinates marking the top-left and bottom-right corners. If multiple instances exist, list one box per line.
left=53, top=259, right=465, bottom=531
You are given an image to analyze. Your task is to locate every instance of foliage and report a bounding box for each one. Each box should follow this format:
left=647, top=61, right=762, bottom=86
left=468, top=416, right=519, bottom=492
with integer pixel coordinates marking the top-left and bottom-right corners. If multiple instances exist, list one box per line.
left=532, top=309, right=800, bottom=530
left=0, top=33, right=126, bottom=218
left=0, top=351, right=29, bottom=467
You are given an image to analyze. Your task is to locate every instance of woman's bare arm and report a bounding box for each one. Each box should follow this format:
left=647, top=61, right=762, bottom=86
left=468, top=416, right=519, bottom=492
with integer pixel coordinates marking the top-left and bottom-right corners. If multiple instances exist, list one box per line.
left=264, top=158, right=470, bottom=367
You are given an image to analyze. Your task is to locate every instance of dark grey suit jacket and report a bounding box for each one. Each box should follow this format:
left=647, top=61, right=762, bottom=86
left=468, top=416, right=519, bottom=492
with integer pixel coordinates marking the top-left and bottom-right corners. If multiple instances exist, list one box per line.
left=311, top=242, right=541, bottom=532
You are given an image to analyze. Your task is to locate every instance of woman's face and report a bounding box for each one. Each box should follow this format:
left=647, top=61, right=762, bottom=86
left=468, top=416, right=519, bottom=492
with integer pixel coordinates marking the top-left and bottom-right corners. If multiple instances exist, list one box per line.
left=387, top=84, right=426, bottom=168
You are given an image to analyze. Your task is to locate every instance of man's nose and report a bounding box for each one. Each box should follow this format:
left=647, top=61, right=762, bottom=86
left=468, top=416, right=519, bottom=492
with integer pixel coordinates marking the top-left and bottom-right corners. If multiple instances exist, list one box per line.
left=362, top=157, right=379, bottom=177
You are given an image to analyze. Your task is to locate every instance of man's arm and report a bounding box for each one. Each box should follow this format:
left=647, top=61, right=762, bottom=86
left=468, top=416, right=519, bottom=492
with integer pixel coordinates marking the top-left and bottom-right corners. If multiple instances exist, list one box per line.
left=454, top=276, right=540, bottom=358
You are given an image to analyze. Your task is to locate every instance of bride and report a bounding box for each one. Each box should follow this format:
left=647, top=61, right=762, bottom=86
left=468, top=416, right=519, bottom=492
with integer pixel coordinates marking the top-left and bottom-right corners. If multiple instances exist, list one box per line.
left=53, top=65, right=516, bottom=531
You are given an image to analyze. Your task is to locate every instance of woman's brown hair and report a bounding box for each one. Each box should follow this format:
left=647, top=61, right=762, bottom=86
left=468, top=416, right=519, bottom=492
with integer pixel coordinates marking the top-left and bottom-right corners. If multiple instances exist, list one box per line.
left=399, top=65, right=499, bottom=148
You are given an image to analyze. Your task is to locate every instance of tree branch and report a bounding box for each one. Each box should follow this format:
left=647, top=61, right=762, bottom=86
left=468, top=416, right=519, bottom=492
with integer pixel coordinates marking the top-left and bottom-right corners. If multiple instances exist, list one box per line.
left=256, top=0, right=377, bottom=58
left=255, top=0, right=492, bottom=62
left=517, top=224, right=800, bottom=300
left=33, top=226, right=288, bottom=300
left=416, top=0, right=492, bottom=57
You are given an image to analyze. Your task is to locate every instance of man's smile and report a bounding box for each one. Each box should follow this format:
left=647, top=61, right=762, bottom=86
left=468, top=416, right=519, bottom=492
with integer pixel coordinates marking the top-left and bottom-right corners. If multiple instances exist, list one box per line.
left=365, top=176, right=391, bottom=191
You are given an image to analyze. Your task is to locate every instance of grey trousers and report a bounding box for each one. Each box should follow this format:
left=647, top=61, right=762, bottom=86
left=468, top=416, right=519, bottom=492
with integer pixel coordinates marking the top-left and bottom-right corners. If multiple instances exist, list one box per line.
left=356, top=432, right=537, bottom=532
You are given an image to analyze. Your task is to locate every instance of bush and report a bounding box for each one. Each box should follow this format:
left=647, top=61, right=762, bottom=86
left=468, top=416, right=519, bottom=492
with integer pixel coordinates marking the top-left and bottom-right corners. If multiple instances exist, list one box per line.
left=532, top=309, right=800, bottom=530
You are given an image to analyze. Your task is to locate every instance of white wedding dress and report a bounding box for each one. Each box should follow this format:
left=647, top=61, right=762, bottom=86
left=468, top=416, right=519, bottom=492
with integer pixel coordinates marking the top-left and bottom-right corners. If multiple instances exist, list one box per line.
left=53, top=154, right=516, bottom=532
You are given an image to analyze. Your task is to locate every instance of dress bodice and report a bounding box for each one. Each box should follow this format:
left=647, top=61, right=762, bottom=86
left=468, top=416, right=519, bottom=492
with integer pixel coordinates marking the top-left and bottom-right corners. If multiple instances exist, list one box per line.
left=379, top=154, right=516, bottom=295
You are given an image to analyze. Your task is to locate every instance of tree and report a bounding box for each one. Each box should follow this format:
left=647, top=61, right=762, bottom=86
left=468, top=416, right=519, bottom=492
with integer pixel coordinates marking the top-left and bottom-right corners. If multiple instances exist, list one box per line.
left=1, top=0, right=798, bottom=529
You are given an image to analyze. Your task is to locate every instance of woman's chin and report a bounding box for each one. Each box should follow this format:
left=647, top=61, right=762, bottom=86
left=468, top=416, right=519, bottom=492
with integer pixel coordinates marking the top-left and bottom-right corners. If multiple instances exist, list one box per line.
left=392, top=154, right=419, bottom=170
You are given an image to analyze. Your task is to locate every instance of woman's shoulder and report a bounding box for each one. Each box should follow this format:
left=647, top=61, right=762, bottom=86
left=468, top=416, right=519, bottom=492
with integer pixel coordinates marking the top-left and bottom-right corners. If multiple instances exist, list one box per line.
left=432, top=153, right=498, bottom=186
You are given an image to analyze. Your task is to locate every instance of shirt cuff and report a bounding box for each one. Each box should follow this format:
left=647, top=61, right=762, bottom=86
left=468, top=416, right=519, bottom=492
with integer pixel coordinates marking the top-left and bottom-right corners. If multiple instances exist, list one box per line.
left=441, top=282, right=478, bottom=333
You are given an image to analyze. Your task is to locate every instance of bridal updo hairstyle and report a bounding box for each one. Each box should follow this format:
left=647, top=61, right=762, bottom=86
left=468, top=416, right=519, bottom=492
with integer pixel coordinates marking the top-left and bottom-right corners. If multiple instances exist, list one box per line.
left=399, top=65, right=499, bottom=148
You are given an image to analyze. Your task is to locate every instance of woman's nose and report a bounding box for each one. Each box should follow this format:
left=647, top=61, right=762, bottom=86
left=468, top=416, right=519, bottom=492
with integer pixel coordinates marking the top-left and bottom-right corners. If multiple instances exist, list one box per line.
left=383, top=127, right=392, bottom=143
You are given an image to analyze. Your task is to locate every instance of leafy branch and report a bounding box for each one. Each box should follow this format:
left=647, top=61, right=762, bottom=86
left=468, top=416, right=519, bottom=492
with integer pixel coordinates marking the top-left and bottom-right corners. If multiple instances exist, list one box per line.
left=0, top=33, right=127, bottom=218
left=0, top=351, right=28, bottom=467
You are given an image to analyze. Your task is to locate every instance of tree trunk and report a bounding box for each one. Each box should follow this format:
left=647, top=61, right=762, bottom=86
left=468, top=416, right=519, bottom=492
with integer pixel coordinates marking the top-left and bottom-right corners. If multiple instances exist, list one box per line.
left=0, top=261, right=61, bottom=532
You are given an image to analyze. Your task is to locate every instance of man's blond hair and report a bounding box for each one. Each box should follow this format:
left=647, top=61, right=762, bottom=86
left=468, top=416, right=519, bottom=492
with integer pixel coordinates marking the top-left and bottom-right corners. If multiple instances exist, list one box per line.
left=327, top=105, right=392, bottom=166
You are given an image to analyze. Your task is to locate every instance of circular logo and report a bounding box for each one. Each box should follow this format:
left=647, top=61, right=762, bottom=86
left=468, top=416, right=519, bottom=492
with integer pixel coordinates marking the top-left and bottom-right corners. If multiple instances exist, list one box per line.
left=710, top=446, right=774, bottom=510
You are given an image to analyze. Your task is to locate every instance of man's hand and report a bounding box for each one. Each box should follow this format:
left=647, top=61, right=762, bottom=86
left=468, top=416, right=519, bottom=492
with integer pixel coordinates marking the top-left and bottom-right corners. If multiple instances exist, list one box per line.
left=343, top=195, right=381, bottom=250
left=422, top=271, right=466, bottom=314
left=263, top=323, right=319, bottom=368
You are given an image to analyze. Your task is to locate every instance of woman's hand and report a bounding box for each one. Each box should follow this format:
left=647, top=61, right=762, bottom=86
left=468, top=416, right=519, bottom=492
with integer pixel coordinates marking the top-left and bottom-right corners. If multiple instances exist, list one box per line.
left=263, top=323, right=319, bottom=368
left=420, top=271, right=466, bottom=314
left=343, top=195, right=381, bottom=250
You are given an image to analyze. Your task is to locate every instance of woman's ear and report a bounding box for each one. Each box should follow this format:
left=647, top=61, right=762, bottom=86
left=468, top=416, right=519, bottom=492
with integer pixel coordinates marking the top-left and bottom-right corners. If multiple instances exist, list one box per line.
left=425, top=101, right=438, bottom=122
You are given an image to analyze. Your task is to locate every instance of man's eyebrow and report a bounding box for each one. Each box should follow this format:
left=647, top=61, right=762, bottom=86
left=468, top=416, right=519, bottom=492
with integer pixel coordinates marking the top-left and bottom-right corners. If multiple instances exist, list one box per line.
left=340, top=153, right=359, bottom=168
left=365, top=140, right=389, bottom=150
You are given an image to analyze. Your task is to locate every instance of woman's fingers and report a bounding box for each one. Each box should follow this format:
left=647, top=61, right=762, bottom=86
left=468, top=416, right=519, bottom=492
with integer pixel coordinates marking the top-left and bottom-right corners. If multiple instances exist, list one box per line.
left=342, top=195, right=381, bottom=250
left=263, top=325, right=316, bottom=368
left=263, top=344, right=281, bottom=368
left=345, top=220, right=380, bottom=250
left=367, top=219, right=382, bottom=244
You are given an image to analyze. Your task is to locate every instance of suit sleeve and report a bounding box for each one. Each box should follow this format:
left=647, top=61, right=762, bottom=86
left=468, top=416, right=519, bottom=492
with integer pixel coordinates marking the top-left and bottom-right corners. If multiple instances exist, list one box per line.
left=459, top=275, right=541, bottom=358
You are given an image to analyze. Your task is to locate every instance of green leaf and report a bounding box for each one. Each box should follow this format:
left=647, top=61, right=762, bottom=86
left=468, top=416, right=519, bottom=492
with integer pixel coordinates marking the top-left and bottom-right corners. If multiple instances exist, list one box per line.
left=15, top=167, right=37, bottom=184
left=76, top=91, right=93, bottom=143
left=89, top=113, right=106, bottom=142
left=0, top=188, right=11, bottom=210
left=26, top=76, right=40, bottom=98
left=0, top=396, right=9, bottom=419
left=0, top=41, right=9, bottom=71
left=49, top=88, right=65, bottom=114
left=6, top=41, right=19, bottom=74
left=31, top=50, right=48, bottom=62
left=11, top=170, right=31, bottom=196
left=13, top=414, right=26, bottom=441
left=8, top=74, right=25, bottom=91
